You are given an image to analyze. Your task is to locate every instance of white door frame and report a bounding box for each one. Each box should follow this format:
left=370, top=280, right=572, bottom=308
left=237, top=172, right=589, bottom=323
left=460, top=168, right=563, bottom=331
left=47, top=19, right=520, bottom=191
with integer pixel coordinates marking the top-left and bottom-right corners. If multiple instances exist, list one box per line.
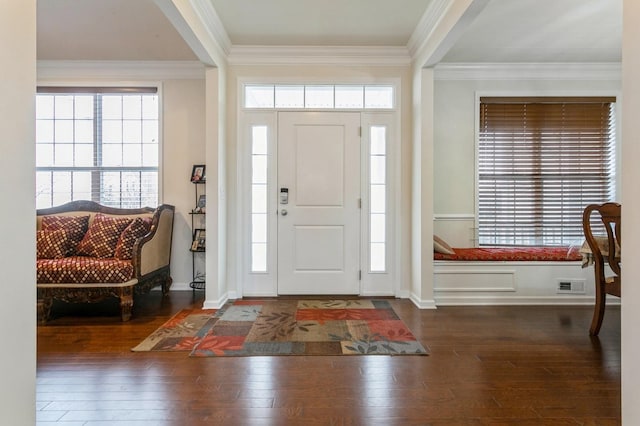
left=237, top=83, right=401, bottom=299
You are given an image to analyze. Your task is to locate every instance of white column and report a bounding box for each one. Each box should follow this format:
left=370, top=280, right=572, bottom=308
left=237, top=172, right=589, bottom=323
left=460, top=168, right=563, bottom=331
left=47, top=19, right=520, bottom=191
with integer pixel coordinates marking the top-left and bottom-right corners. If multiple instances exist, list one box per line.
left=622, top=0, right=640, bottom=422
left=203, top=66, right=228, bottom=308
left=410, top=67, right=436, bottom=309
left=0, top=1, right=36, bottom=423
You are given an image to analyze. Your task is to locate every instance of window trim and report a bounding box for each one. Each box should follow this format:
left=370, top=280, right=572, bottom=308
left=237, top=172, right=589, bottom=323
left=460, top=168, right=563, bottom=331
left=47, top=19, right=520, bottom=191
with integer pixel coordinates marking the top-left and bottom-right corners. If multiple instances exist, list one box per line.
left=474, top=91, right=621, bottom=247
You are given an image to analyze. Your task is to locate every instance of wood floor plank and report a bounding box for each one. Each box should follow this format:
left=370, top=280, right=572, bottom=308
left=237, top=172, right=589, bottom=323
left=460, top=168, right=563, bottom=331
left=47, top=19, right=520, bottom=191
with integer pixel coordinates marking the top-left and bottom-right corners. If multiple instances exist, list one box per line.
left=37, top=291, right=621, bottom=425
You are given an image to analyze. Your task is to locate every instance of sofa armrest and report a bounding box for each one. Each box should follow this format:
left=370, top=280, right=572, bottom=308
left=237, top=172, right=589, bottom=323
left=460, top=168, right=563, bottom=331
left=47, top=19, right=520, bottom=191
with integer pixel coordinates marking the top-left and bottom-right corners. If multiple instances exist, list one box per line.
left=132, top=204, right=175, bottom=278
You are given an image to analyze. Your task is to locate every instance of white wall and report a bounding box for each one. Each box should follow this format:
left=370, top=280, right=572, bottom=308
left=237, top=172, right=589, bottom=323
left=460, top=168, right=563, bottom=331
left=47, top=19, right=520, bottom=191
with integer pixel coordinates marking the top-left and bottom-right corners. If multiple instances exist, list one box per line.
left=622, top=0, right=640, bottom=421
left=0, top=1, right=36, bottom=424
left=433, top=68, right=621, bottom=247
left=162, top=79, right=206, bottom=289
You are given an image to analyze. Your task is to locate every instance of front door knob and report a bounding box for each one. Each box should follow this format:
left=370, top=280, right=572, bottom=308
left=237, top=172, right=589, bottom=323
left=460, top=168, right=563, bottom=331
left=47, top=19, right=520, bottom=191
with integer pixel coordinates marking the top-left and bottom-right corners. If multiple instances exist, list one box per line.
left=281, top=209, right=288, bottom=216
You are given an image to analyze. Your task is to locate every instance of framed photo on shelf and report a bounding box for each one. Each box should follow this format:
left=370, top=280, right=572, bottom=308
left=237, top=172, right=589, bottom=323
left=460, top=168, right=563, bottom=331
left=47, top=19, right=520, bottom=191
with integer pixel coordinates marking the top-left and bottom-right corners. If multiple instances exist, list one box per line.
left=193, top=194, right=207, bottom=213
left=192, top=228, right=206, bottom=251
left=190, top=164, right=206, bottom=183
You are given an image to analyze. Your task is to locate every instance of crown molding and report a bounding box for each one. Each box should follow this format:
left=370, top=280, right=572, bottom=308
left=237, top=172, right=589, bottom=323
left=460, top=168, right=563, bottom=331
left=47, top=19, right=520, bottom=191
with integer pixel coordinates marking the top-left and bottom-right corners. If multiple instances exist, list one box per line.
left=227, top=45, right=411, bottom=66
left=37, top=60, right=206, bottom=80
left=407, top=0, right=451, bottom=57
left=434, top=62, right=622, bottom=81
left=190, top=0, right=232, bottom=56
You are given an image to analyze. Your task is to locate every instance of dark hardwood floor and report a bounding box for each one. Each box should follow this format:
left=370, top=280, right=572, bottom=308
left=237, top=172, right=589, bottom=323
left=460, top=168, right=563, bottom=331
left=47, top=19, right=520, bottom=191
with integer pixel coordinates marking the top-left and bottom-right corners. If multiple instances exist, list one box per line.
left=37, top=291, right=621, bottom=425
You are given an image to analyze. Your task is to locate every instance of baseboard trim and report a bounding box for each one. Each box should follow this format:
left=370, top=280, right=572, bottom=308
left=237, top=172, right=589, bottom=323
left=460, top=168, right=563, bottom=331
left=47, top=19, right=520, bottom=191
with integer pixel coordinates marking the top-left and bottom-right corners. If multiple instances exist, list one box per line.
left=202, top=294, right=229, bottom=309
left=409, top=293, right=438, bottom=309
left=167, top=282, right=192, bottom=292
left=434, top=295, right=621, bottom=306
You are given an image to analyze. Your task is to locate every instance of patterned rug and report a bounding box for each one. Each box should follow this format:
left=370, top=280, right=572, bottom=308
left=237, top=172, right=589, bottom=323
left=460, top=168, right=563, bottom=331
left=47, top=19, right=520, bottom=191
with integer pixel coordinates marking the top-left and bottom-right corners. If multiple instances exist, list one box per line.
left=132, top=299, right=428, bottom=356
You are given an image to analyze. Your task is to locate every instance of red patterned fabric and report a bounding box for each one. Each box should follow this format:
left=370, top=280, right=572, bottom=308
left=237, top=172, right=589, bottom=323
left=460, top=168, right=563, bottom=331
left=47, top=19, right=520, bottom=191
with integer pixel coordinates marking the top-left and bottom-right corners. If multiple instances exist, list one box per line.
left=76, top=214, right=133, bottom=258
left=37, top=257, right=134, bottom=284
left=41, top=215, right=90, bottom=255
left=434, top=246, right=583, bottom=261
left=37, top=229, right=71, bottom=259
left=114, top=217, right=152, bottom=260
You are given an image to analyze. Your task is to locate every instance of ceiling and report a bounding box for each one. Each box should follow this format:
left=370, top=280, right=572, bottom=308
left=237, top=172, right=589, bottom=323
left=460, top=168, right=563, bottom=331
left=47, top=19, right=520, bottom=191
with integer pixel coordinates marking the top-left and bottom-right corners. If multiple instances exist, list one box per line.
left=209, top=0, right=432, bottom=47
left=36, top=0, right=622, bottom=63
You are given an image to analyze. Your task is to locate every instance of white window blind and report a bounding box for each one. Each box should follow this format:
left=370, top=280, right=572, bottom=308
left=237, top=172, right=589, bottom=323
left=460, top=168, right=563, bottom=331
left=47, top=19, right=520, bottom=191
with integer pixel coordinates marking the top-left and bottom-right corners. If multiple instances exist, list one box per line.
left=478, top=96, right=616, bottom=246
left=36, top=87, right=159, bottom=209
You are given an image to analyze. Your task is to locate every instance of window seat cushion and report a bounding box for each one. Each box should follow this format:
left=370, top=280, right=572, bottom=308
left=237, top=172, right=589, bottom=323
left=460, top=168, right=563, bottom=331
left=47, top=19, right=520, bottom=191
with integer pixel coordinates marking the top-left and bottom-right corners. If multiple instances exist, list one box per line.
left=37, top=257, right=134, bottom=284
left=434, top=246, right=582, bottom=262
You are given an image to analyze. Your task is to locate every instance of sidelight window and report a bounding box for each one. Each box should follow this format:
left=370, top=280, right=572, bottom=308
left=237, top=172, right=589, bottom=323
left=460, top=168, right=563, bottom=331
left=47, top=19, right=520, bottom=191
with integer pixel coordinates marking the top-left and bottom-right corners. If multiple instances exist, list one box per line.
left=251, top=125, right=269, bottom=272
left=369, top=125, right=387, bottom=272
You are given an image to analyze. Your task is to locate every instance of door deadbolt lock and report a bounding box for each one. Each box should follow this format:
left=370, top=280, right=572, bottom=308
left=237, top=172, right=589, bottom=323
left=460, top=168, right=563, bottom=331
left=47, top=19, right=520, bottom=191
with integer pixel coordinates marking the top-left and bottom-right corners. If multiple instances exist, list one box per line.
left=280, top=187, right=289, bottom=204
left=280, top=209, right=288, bottom=216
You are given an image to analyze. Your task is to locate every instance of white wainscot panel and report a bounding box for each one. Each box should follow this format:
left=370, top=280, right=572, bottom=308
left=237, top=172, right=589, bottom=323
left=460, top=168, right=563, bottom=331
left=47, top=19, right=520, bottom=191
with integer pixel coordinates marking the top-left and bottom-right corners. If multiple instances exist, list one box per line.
left=433, top=261, right=608, bottom=306
left=435, top=268, right=516, bottom=292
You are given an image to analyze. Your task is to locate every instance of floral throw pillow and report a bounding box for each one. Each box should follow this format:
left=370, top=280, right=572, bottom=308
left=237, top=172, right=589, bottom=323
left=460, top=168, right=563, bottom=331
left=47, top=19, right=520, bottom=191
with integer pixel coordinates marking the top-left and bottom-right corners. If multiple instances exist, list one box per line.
left=36, top=229, right=72, bottom=259
left=76, top=214, right=133, bottom=258
left=41, top=215, right=90, bottom=256
left=114, top=217, right=152, bottom=260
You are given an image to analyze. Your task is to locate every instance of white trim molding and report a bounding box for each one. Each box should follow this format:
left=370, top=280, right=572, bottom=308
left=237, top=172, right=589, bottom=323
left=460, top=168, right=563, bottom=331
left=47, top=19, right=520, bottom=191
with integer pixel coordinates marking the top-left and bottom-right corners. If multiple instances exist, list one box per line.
left=435, top=62, right=622, bottom=81
left=190, top=0, right=232, bottom=55
left=202, top=293, right=229, bottom=310
left=407, top=0, right=451, bottom=57
left=228, top=46, right=411, bottom=66
left=434, top=213, right=475, bottom=221
left=435, top=295, right=621, bottom=306
left=37, top=60, right=206, bottom=80
left=410, top=293, right=438, bottom=309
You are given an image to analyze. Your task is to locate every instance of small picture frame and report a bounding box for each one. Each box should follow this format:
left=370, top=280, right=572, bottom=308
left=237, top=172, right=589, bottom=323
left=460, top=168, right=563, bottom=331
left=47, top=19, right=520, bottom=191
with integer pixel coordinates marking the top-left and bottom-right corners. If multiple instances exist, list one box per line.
left=197, top=195, right=206, bottom=208
left=191, top=165, right=206, bottom=183
left=192, top=228, right=206, bottom=251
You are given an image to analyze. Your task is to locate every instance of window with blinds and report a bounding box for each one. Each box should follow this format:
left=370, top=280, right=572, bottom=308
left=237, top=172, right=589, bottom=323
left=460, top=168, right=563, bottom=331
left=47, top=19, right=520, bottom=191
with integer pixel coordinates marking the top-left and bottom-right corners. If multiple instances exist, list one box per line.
left=35, top=87, right=159, bottom=209
left=478, top=96, right=616, bottom=246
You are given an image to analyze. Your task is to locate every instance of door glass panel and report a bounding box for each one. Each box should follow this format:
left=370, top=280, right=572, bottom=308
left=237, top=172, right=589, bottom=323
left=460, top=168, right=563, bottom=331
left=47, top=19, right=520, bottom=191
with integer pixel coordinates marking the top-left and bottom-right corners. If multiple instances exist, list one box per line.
left=365, top=87, right=394, bottom=109
left=275, top=86, right=304, bottom=108
left=252, top=243, right=267, bottom=272
left=304, top=86, right=334, bottom=109
left=335, top=86, right=364, bottom=109
left=245, top=84, right=394, bottom=110
left=370, top=242, right=386, bottom=272
left=246, top=86, right=275, bottom=108
left=370, top=125, right=387, bottom=272
left=251, top=125, right=269, bottom=272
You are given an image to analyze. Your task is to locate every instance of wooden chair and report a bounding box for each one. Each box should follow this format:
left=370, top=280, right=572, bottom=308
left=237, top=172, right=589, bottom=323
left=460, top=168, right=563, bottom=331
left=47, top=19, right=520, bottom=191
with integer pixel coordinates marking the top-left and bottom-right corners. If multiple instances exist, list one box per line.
left=582, top=202, right=621, bottom=336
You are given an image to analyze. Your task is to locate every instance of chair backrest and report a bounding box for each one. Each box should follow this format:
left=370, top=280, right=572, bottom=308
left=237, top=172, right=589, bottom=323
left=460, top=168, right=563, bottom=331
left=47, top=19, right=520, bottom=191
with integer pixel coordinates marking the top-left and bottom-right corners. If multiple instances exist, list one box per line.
left=582, top=202, right=621, bottom=277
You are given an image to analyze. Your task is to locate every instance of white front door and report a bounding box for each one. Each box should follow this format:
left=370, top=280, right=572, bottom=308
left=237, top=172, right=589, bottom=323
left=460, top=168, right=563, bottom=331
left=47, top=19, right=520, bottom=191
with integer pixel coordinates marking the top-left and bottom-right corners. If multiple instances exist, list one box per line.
left=277, top=112, right=361, bottom=294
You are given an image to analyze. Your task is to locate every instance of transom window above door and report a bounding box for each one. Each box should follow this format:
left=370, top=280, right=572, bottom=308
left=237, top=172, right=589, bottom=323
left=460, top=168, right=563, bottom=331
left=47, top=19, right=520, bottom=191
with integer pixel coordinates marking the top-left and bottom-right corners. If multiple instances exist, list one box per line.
left=244, top=84, right=394, bottom=109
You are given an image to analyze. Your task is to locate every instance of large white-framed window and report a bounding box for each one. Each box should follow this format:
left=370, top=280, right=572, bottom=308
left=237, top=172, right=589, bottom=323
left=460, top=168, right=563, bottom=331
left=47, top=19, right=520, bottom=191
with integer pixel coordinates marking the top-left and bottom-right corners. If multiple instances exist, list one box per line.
left=35, top=87, right=160, bottom=209
left=477, top=96, right=617, bottom=246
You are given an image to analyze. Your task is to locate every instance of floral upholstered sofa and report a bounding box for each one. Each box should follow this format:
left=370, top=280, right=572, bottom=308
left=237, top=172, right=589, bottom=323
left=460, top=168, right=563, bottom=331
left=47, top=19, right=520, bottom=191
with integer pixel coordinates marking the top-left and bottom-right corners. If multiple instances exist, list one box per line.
left=36, top=200, right=174, bottom=323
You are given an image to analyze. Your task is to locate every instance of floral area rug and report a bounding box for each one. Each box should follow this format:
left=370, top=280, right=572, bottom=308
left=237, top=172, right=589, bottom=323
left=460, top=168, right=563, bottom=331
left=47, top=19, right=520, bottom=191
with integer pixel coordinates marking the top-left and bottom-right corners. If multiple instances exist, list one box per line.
left=132, top=299, right=428, bottom=357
